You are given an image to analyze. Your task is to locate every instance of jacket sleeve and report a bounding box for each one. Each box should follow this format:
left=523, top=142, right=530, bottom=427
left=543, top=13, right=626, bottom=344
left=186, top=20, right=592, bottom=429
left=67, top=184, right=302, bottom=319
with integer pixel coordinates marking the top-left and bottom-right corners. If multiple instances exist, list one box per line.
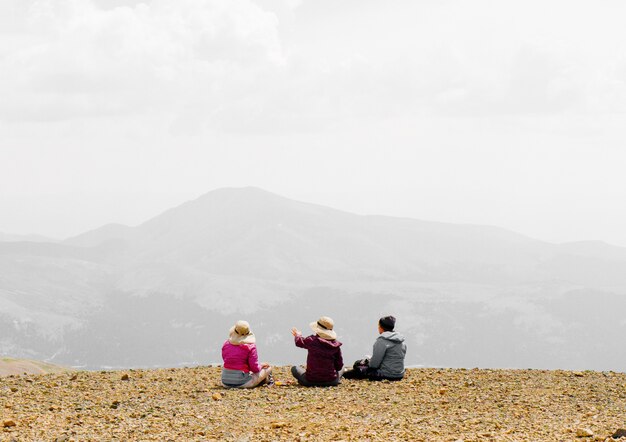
left=294, top=335, right=313, bottom=349
left=368, top=338, right=387, bottom=369
left=334, top=348, right=344, bottom=372
left=247, top=344, right=262, bottom=373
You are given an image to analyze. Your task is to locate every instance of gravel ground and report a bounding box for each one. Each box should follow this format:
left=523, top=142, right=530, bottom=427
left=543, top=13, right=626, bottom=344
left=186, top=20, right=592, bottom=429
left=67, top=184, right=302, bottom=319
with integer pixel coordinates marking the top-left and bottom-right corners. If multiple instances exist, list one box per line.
left=2, top=366, right=626, bottom=441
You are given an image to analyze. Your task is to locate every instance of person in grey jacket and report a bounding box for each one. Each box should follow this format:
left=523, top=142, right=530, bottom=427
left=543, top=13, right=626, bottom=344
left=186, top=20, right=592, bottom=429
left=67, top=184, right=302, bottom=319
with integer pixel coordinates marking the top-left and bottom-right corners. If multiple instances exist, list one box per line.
left=343, top=315, right=407, bottom=381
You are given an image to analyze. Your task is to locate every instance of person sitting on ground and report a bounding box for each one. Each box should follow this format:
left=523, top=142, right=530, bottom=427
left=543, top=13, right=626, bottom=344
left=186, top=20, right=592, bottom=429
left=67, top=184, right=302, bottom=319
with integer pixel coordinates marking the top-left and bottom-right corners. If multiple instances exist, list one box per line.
left=343, top=315, right=406, bottom=381
left=291, top=316, right=344, bottom=387
left=221, top=320, right=273, bottom=388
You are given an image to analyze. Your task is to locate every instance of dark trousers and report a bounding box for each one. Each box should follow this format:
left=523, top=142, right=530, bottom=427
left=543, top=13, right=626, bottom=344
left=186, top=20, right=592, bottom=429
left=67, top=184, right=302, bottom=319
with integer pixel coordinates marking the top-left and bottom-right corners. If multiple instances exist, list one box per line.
left=343, top=367, right=403, bottom=382
left=291, top=365, right=342, bottom=387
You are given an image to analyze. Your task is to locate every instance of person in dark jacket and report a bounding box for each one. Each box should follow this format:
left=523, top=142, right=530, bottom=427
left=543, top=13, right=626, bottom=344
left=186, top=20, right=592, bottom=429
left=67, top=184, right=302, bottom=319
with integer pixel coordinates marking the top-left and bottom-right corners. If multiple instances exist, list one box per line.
left=343, top=315, right=407, bottom=381
left=291, top=316, right=344, bottom=387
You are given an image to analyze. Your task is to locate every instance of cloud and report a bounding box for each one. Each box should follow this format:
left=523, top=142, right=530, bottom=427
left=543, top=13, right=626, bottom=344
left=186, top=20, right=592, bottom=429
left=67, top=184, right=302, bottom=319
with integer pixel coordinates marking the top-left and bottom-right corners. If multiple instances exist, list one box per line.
left=1, top=0, right=625, bottom=132
left=0, top=0, right=283, bottom=123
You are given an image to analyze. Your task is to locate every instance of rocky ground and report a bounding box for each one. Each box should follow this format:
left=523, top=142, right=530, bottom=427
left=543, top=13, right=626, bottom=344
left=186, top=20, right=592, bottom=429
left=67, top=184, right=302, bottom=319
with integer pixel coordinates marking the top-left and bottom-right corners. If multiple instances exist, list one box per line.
left=2, top=366, right=626, bottom=441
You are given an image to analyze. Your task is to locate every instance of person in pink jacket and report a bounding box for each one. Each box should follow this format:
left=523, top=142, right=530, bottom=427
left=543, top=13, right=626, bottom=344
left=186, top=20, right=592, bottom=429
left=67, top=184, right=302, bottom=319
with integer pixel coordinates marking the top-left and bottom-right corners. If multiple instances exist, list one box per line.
left=221, top=320, right=273, bottom=388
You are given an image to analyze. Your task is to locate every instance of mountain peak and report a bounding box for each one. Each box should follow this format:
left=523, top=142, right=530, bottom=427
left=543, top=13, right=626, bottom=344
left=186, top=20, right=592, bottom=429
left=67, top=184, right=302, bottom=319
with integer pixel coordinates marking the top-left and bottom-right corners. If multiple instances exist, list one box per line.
left=203, top=186, right=279, bottom=196
left=193, top=186, right=295, bottom=205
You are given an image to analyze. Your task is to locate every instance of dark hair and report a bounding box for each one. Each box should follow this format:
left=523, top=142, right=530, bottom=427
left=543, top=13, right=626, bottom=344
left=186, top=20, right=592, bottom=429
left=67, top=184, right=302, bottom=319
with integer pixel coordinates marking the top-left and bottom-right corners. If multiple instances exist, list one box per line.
left=379, top=315, right=396, bottom=331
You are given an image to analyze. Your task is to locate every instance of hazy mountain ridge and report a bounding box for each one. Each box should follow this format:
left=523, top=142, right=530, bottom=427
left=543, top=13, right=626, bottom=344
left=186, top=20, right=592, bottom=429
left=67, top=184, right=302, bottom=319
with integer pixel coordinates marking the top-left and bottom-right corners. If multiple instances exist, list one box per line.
left=2, top=187, right=626, bottom=370
left=0, top=232, right=57, bottom=243
left=63, top=223, right=137, bottom=248
left=44, top=187, right=626, bottom=285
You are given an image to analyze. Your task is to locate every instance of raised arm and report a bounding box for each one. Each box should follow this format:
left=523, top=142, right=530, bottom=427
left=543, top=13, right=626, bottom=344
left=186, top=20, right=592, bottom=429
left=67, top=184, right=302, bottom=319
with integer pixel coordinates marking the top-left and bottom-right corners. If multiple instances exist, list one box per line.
left=292, top=327, right=313, bottom=349
left=294, top=335, right=315, bottom=349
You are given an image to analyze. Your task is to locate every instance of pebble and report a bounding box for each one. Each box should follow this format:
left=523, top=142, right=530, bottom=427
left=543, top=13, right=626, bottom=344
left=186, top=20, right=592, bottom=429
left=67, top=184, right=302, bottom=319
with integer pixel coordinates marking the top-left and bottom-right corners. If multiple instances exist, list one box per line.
left=2, top=367, right=626, bottom=440
left=576, top=428, right=594, bottom=437
left=612, top=429, right=626, bottom=439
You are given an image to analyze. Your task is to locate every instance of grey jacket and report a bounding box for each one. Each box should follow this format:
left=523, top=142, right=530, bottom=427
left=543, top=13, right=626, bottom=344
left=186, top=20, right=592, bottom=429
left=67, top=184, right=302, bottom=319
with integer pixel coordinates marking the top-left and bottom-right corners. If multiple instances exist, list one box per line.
left=369, top=331, right=407, bottom=378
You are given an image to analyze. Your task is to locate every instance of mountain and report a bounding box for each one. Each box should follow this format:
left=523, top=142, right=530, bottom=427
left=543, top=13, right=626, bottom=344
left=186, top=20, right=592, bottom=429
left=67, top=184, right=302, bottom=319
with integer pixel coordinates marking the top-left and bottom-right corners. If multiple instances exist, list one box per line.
left=64, top=223, right=137, bottom=248
left=0, top=232, right=57, bottom=242
left=52, top=187, right=626, bottom=286
left=1, top=187, right=626, bottom=370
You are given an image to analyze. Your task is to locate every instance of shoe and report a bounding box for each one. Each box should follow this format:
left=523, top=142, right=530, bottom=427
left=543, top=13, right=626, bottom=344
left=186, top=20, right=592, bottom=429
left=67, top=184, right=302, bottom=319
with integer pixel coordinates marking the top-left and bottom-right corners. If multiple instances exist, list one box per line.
left=266, top=373, right=275, bottom=386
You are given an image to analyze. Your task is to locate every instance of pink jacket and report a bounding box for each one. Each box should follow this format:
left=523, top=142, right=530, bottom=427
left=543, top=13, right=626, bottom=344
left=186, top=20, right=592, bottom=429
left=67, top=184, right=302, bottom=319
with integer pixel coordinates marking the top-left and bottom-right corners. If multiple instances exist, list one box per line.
left=221, top=340, right=262, bottom=373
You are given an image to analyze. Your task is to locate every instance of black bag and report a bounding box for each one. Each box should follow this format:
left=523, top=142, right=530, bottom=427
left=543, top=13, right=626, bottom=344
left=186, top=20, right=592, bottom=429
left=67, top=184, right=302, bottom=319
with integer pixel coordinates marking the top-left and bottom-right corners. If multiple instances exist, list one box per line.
left=344, top=358, right=373, bottom=380
left=353, top=358, right=369, bottom=368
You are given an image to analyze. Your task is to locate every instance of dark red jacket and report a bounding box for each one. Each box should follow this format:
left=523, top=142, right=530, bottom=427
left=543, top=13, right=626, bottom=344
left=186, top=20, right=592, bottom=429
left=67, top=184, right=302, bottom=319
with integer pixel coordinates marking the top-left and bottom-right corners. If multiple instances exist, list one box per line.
left=294, top=335, right=343, bottom=382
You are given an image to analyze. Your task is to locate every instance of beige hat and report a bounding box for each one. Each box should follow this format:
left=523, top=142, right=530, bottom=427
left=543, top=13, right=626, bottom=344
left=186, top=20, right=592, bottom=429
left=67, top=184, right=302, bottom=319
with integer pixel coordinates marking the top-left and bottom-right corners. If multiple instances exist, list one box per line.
left=309, top=316, right=337, bottom=340
left=228, top=320, right=256, bottom=345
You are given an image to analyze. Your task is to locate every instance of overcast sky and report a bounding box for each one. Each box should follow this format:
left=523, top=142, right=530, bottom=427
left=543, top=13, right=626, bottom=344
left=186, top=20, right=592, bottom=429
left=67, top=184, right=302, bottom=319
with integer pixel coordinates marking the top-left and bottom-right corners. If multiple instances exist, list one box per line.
left=1, top=0, right=625, bottom=245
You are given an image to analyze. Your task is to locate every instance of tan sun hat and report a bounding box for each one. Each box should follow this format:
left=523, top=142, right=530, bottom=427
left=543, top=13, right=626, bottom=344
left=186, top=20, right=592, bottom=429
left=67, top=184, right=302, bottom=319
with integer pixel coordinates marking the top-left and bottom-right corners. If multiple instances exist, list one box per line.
left=228, top=320, right=256, bottom=345
left=309, top=316, right=337, bottom=340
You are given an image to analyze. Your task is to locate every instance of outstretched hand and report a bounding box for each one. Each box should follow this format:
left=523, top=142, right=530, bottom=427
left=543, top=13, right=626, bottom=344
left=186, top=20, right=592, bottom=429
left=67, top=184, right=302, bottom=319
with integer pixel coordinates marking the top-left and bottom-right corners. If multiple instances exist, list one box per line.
left=291, top=327, right=302, bottom=337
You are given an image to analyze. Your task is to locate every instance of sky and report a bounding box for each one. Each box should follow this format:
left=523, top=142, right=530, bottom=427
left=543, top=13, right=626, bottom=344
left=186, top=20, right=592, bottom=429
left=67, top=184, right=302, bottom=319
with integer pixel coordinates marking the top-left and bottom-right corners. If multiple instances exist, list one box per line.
left=1, top=0, right=626, bottom=246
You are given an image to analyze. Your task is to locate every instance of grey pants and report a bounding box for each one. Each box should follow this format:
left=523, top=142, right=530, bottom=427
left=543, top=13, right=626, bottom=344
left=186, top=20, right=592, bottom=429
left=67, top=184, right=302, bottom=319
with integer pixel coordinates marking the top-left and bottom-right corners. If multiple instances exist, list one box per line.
left=291, top=365, right=343, bottom=387
left=222, top=367, right=272, bottom=389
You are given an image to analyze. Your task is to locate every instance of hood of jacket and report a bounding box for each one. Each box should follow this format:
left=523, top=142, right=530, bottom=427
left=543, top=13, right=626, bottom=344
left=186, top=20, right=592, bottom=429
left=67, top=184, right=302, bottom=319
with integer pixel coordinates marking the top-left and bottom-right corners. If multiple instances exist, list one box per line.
left=378, top=331, right=405, bottom=343
left=315, top=335, right=343, bottom=348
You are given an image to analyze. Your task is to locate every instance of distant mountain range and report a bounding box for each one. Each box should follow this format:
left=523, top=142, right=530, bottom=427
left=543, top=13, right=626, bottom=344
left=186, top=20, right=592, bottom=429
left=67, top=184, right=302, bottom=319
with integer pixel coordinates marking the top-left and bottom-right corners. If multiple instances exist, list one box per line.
left=0, top=232, right=57, bottom=243
left=1, top=187, right=626, bottom=370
